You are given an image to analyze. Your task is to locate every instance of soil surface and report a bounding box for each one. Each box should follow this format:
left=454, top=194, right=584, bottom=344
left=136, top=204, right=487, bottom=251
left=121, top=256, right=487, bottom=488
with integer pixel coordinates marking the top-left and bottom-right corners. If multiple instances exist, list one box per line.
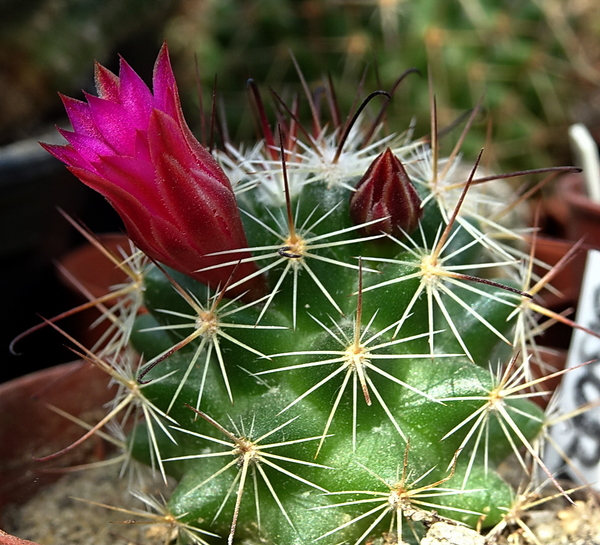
left=2, top=463, right=175, bottom=545
left=2, top=461, right=600, bottom=545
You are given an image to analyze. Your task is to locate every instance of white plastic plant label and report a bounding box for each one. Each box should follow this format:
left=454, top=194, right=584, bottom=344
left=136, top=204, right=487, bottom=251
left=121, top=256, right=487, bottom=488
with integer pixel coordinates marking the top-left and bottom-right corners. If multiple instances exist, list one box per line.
left=547, top=249, right=600, bottom=487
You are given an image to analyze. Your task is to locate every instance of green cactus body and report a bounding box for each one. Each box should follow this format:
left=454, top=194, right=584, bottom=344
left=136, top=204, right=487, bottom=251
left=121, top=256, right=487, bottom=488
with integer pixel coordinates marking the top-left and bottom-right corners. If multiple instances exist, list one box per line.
left=39, top=45, right=573, bottom=544
left=127, top=141, right=546, bottom=544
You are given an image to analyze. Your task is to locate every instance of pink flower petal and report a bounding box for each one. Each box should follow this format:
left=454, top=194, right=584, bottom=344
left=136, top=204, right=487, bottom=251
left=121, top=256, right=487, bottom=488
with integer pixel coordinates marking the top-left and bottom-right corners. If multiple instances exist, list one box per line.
left=117, top=59, right=154, bottom=129
left=57, top=128, right=111, bottom=163
left=85, top=93, right=137, bottom=155
left=41, top=142, right=95, bottom=172
left=152, top=43, right=178, bottom=118
left=60, top=95, right=100, bottom=138
left=94, top=63, right=119, bottom=101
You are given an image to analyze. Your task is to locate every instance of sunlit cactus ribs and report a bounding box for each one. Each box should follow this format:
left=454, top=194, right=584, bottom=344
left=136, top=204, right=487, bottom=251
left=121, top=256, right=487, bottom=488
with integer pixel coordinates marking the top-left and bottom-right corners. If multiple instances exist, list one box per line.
left=37, top=43, right=592, bottom=544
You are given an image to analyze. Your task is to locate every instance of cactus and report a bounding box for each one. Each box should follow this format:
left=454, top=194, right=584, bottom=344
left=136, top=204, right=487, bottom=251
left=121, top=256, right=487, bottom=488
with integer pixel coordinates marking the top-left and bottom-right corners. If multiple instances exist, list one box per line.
left=34, top=43, right=589, bottom=544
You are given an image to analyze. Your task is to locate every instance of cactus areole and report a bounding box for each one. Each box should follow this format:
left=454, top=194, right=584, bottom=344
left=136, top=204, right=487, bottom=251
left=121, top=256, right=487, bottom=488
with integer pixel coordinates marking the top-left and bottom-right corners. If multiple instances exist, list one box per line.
left=43, top=44, right=576, bottom=545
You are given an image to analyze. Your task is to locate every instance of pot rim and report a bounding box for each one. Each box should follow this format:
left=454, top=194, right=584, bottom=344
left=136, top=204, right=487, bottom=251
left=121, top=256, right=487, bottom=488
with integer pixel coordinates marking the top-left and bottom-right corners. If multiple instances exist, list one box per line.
left=560, top=172, right=600, bottom=216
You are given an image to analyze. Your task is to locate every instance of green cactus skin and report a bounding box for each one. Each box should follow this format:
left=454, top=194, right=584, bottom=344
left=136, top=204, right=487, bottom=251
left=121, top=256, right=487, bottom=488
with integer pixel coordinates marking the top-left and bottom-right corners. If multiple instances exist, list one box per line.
left=123, top=127, right=552, bottom=544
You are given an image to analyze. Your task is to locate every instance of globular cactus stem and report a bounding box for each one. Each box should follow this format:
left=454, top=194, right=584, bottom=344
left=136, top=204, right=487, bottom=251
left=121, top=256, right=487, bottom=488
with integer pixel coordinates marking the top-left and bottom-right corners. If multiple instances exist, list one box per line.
left=34, top=43, right=594, bottom=545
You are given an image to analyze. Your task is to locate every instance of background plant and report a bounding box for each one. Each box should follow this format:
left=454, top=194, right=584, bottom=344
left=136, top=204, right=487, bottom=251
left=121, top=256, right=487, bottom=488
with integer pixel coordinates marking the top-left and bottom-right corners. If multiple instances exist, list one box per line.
left=164, top=0, right=600, bottom=171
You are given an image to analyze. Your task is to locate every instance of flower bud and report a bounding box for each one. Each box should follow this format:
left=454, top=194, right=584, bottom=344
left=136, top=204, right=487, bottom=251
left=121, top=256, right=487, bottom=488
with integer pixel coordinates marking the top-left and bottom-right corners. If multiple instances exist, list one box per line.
left=43, top=44, right=263, bottom=298
left=350, top=148, right=422, bottom=237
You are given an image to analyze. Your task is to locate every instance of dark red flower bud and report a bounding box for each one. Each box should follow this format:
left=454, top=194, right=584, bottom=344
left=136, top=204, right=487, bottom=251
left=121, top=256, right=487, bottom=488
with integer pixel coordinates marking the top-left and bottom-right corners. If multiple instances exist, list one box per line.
left=350, top=148, right=422, bottom=237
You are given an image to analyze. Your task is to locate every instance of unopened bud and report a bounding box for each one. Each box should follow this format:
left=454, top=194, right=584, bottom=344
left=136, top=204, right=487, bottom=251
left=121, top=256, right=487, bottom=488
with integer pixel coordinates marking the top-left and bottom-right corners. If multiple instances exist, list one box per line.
left=350, top=148, right=422, bottom=237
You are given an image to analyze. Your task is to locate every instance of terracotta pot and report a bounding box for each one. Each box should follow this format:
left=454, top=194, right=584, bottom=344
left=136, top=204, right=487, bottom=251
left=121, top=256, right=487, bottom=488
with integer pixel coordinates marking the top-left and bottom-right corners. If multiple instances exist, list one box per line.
left=0, top=529, right=40, bottom=545
left=0, top=361, right=114, bottom=539
left=57, top=234, right=133, bottom=300
left=56, top=234, right=134, bottom=349
left=529, top=234, right=585, bottom=310
left=536, top=173, right=600, bottom=320
left=559, top=172, right=600, bottom=248
left=531, top=172, right=600, bottom=314
left=528, top=346, right=568, bottom=409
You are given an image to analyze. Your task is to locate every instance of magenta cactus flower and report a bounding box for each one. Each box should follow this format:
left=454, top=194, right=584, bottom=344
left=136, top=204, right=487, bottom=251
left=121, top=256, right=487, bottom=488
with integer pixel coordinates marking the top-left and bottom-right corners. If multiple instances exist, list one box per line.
left=43, top=44, right=262, bottom=297
left=350, top=147, right=422, bottom=237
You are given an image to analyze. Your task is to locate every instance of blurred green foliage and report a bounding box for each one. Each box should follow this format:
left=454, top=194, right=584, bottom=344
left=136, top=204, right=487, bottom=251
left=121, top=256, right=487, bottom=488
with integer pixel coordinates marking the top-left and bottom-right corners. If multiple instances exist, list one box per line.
left=0, top=0, right=177, bottom=142
left=2, top=0, right=599, bottom=170
left=165, top=0, right=600, bottom=171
